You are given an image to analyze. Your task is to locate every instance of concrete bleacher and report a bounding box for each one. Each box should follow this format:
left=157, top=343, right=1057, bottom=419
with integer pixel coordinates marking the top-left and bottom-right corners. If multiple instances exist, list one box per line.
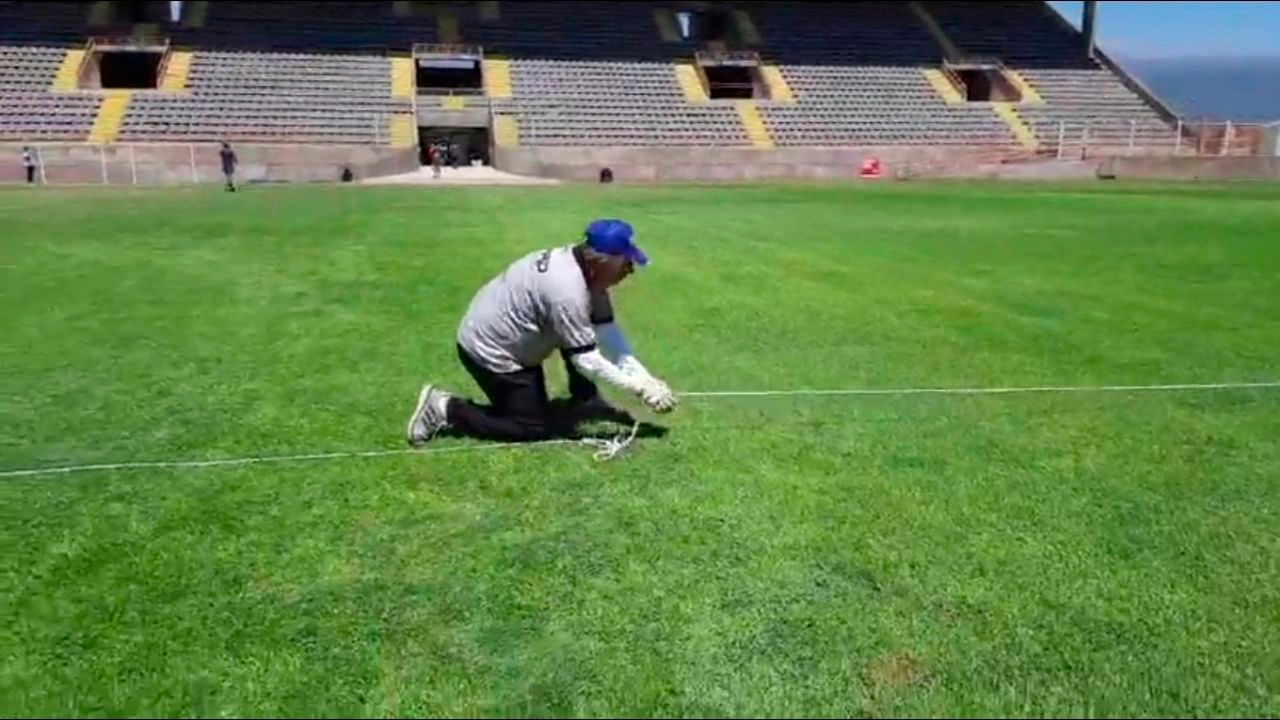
left=0, top=43, right=100, bottom=141
left=700, top=2, right=1017, bottom=149
left=494, top=59, right=749, bottom=147
left=0, top=3, right=98, bottom=141
left=1, top=1, right=411, bottom=145
left=120, top=50, right=409, bottom=144
left=760, top=65, right=1013, bottom=147
left=0, top=90, right=101, bottom=141
left=1016, top=69, right=1176, bottom=147
left=0, top=45, right=66, bottom=89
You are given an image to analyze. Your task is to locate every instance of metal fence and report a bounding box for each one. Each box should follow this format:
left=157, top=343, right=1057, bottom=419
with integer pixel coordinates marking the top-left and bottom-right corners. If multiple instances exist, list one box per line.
left=18, top=142, right=233, bottom=186
left=11, top=135, right=401, bottom=186
left=8, top=117, right=1272, bottom=185
left=1040, top=119, right=1273, bottom=159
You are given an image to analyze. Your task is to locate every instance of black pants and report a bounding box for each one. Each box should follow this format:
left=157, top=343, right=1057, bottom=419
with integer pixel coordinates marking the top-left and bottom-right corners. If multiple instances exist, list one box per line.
left=26, top=166, right=35, bottom=184
left=447, top=344, right=599, bottom=442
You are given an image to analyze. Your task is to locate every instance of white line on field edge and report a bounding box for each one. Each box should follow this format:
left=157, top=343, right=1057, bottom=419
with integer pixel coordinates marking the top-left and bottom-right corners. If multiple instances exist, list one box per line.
left=2, top=381, right=1276, bottom=478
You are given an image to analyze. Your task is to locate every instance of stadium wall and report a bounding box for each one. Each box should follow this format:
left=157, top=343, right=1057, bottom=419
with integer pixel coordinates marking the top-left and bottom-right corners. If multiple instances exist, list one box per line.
left=1098, top=156, right=1280, bottom=181
left=492, top=146, right=1185, bottom=182
left=494, top=146, right=1018, bottom=182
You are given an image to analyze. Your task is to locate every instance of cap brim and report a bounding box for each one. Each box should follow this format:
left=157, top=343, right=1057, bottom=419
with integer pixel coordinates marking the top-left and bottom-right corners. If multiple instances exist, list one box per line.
left=628, top=246, right=650, bottom=266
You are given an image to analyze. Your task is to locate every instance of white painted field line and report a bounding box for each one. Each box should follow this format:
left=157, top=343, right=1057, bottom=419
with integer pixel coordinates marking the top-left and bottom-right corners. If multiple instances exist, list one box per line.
left=2, top=381, right=1276, bottom=478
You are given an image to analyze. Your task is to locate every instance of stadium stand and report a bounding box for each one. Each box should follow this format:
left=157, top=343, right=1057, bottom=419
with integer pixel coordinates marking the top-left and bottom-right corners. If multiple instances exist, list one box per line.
left=920, top=1, right=1176, bottom=148
left=1, top=3, right=104, bottom=140
left=0, top=0, right=1187, bottom=179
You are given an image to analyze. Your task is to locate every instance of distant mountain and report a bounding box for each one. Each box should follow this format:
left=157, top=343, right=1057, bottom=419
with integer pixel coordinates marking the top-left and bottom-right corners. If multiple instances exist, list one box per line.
left=1111, top=56, right=1280, bottom=123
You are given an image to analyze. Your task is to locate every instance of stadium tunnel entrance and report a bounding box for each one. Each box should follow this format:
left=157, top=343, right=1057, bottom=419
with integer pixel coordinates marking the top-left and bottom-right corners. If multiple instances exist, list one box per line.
left=97, top=50, right=163, bottom=89
left=79, top=38, right=170, bottom=90
left=945, top=60, right=1022, bottom=103
left=418, top=126, right=490, bottom=168
left=696, top=51, right=770, bottom=100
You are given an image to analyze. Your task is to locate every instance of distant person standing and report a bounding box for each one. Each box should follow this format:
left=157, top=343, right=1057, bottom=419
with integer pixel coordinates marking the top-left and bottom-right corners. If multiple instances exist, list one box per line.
left=22, top=146, right=36, bottom=185
left=219, top=141, right=237, bottom=192
left=430, top=140, right=444, bottom=179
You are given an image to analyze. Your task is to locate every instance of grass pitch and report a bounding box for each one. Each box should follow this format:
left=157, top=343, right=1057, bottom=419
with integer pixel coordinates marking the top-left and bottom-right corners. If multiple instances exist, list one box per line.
left=2, top=181, right=1278, bottom=717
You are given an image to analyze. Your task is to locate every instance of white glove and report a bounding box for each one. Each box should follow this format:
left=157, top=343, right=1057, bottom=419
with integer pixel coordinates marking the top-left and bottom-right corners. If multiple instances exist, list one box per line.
left=640, top=378, right=678, bottom=413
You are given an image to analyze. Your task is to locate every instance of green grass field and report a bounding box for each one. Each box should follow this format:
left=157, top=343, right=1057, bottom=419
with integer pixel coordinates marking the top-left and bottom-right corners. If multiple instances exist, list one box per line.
left=3, top=181, right=1278, bottom=717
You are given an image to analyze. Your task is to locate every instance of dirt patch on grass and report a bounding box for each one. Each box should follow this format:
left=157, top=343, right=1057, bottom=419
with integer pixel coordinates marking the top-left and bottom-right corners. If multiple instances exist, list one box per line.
left=859, top=651, right=929, bottom=717
left=864, top=651, right=928, bottom=688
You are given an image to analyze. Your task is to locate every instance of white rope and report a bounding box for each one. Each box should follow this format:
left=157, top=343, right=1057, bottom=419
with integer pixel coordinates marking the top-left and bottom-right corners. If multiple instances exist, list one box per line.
left=0, top=440, right=578, bottom=479
left=2, top=381, right=1275, bottom=478
left=681, top=381, right=1280, bottom=398
left=580, top=421, right=640, bottom=462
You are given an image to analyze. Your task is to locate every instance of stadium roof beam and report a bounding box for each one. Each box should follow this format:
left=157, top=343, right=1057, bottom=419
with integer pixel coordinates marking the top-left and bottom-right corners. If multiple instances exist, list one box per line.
left=1082, top=0, right=1097, bottom=59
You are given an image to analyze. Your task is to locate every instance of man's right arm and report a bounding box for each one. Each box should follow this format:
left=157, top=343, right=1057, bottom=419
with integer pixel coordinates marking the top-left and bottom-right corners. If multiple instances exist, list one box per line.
left=550, top=295, right=674, bottom=411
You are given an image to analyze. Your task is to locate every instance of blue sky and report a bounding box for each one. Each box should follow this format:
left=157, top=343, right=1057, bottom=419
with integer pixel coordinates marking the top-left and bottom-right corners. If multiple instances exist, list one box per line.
left=1048, top=1, right=1280, bottom=59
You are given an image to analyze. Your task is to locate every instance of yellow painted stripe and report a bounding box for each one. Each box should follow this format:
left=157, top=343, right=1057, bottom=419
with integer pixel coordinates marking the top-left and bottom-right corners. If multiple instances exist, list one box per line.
left=482, top=59, right=512, bottom=98
left=479, top=1, right=500, bottom=21
left=393, top=1, right=412, bottom=17
left=159, top=51, right=192, bottom=91
left=441, top=96, right=466, bottom=110
left=735, top=100, right=774, bottom=149
left=50, top=49, right=86, bottom=92
left=389, top=114, right=416, bottom=148
left=922, top=68, right=963, bottom=104
left=390, top=56, right=414, bottom=98
left=438, top=10, right=460, bottom=43
left=493, top=115, right=519, bottom=148
left=909, top=1, right=962, bottom=60
left=733, top=10, right=760, bottom=44
left=993, top=102, right=1038, bottom=150
left=761, top=65, right=794, bottom=103
left=654, top=10, right=678, bottom=42
left=1001, top=68, right=1044, bottom=105
left=182, top=0, right=209, bottom=27
left=87, top=0, right=111, bottom=25
left=88, top=91, right=132, bottom=144
left=675, top=64, right=707, bottom=103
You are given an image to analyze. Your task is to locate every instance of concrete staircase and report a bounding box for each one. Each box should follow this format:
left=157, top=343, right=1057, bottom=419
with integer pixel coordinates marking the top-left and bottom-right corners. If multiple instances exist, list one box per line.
left=88, top=90, right=130, bottom=143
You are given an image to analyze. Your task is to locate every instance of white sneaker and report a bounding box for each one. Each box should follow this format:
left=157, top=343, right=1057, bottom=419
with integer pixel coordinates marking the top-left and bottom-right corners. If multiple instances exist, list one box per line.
left=406, top=384, right=451, bottom=446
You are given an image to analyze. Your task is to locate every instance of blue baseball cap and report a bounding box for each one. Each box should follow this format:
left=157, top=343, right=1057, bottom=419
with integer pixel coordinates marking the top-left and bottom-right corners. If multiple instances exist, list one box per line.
left=584, top=219, right=649, bottom=266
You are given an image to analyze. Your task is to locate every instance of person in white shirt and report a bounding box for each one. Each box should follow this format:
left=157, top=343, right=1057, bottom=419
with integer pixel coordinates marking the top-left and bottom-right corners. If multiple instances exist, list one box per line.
left=22, top=147, right=36, bottom=184
left=406, top=218, right=677, bottom=445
